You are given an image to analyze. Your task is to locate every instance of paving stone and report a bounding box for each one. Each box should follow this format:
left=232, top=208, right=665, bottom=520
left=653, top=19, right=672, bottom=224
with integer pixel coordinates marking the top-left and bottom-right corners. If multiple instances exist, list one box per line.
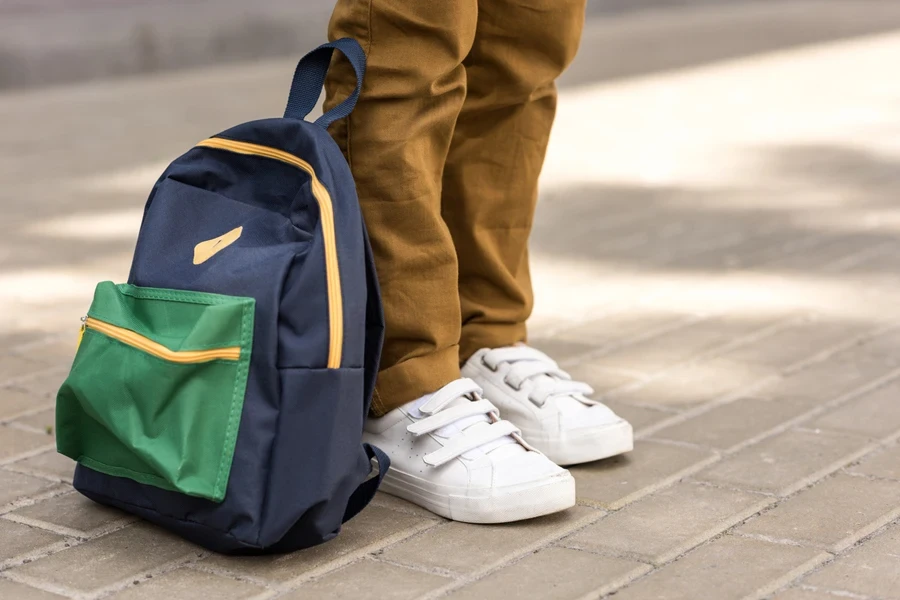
left=13, top=491, right=130, bottom=535
left=446, top=547, right=649, bottom=600
left=696, top=429, right=870, bottom=495
left=738, top=474, right=900, bottom=551
left=0, top=579, right=66, bottom=600
left=613, top=536, right=826, bottom=600
left=0, top=469, right=59, bottom=506
left=565, top=482, right=770, bottom=563
left=0, top=424, right=54, bottom=463
left=570, top=440, right=715, bottom=509
left=0, top=519, right=63, bottom=562
left=283, top=560, right=448, bottom=600
left=10, top=524, right=200, bottom=593
left=0, top=355, right=48, bottom=385
left=380, top=506, right=596, bottom=575
left=0, top=387, right=52, bottom=422
left=804, top=524, right=900, bottom=598
left=721, top=320, right=864, bottom=370
left=850, top=444, right=900, bottom=480
left=202, top=506, right=430, bottom=584
left=756, top=350, right=900, bottom=408
left=590, top=317, right=771, bottom=374
left=9, top=451, right=75, bottom=482
left=653, top=397, right=812, bottom=450
left=107, top=568, right=268, bottom=600
left=612, top=359, right=772, bottom=407
left=13, top=409, right=56, bottom=438
left=810, top=381, right=900, bottom=438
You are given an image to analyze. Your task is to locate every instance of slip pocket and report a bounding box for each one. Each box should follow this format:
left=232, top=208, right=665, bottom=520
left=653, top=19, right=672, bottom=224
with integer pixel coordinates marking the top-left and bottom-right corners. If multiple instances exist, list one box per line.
left=56, top=282, right=255, bottom=502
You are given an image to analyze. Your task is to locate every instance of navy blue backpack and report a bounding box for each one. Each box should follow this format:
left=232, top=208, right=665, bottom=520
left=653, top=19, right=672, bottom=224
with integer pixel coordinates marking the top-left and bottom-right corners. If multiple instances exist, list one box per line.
left=55, top=39, right=389, bottom=554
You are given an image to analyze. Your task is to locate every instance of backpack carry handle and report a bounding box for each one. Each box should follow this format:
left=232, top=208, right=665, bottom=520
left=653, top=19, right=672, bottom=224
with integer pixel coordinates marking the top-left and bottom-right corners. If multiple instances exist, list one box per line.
left=342, top=443, right=390, bottom=523
left=284, top=38, right=366, bottom=129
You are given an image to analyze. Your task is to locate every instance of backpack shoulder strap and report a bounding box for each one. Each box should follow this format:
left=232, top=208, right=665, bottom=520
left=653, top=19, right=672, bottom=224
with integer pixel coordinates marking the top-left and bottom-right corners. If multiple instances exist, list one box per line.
left=342, top=443, right=390, bottom=523
left=284, top=38, right=366, bottom=129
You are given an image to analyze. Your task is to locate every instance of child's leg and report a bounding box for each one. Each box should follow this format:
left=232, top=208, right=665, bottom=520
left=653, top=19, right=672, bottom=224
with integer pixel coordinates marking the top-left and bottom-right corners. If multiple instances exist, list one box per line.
left=441, top=0, right=587, bottom=361
left=324, top=0, right=478, bottom=416
left=445, top=1, right=634, bottom=465
left=323, top=1, right=577, bottom=522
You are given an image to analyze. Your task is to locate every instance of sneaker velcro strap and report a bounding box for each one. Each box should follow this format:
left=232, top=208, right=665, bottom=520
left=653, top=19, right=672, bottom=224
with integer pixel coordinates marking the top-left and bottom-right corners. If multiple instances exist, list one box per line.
left=406, top=399, right=498, bottom=436
left=423, top=420, right=520, bottom=467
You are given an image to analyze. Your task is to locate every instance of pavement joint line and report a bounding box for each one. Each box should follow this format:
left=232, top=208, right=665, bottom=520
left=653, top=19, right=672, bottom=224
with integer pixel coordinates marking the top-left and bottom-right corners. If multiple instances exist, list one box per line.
left=4, top=420, right=53, bottom=436
left=781, top=518, right=900, bottom=600
left=841, top=469, right=900, bottom=485
left=775, top=440, right=881, bottom=499
left=730, top=530, right=827, bottom=550
left=570, top=562, right=657, bottom=600
left=604, top=451, right=722, bottom=512
left=0, top=400, right=56, bottom=426
left=1, top=563, right=84, bottom=599
left=1, top=512, right=90, bottom=540
left=745, top=551, right=836, bottom=600
left=554, top=538, right=657, bottom=566
left=0, top=365, right=68, bottom=390
left=415, top=507, right=611, bottom=600
left=0, top=482, right=70, bottom=516
left=366, top=554, right=462, bottom=580
left=653, top=496, right=778, bottom=566
left=186, top=562, right=283, bottom=593
left=2, top=460, right=72, bottom=485
left=85, top=552, right=212, bottom=600
left=796, top=585, right=876, bottom=600
left=258, top=518, right=444, bottom=593
left=0, top=441, right=57, bottom=467
left=684, top=479, right=778, bottom=498
left=830, top=504, right=900, bottom=554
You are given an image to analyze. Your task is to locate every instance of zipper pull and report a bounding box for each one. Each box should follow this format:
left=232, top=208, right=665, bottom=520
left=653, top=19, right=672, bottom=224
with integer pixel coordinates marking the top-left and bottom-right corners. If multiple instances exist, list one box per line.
left=77, top=316, right=86, bottom=349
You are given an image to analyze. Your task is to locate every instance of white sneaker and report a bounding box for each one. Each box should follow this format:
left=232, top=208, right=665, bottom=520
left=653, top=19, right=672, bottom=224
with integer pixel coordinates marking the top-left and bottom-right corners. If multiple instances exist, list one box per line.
left=363, top=378, right=576, bottom=523
left=463, top=346, right=634, bottom=465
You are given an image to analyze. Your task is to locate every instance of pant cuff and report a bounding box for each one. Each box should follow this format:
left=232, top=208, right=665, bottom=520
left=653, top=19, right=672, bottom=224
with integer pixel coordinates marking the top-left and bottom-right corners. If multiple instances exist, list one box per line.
left=459, top=322, right=528, bottom=365
left=371, top=345, right=462, bottom=416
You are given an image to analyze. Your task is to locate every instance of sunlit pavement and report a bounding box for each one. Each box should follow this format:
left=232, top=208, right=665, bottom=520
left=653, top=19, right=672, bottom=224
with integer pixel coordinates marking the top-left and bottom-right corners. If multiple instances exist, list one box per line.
left=3, top=3, right=900, bottom=599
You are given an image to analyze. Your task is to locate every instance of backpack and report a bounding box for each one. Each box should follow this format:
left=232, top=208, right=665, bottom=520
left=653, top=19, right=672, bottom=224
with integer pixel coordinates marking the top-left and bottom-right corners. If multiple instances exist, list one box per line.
left=54, top=38, right=389, bottom=554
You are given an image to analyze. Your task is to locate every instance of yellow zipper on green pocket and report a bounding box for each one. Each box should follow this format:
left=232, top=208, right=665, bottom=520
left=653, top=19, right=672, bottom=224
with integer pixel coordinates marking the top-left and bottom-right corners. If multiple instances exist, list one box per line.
left=84, top=317, right=241, bottom=364
left=195, top=137, right=343, bottom=369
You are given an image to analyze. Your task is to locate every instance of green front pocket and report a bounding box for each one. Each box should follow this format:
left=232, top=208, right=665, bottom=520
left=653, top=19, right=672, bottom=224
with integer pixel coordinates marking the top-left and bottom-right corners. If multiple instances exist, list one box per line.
left=56, top=282, right=255, bottom=502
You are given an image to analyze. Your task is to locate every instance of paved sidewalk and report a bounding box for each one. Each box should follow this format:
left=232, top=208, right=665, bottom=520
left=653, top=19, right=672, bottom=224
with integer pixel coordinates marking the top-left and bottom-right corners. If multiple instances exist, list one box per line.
left=3, top=11, right=900, bottom=600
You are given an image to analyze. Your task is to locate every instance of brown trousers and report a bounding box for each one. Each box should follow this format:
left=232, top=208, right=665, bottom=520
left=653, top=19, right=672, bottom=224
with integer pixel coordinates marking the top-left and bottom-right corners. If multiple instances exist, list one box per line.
left=324, top=0, right=587, bottom=415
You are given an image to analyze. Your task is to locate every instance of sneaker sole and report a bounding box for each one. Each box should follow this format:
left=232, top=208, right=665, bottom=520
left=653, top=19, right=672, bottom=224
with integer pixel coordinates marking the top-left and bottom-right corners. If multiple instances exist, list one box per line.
left=378, top=469, right=576, bottom=524
left=531, top=419, right=634, bottom=466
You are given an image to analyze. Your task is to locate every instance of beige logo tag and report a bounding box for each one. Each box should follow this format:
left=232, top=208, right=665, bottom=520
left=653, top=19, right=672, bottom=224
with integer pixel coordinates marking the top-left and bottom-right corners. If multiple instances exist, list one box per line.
left=193, top=226, right=243, bottom=265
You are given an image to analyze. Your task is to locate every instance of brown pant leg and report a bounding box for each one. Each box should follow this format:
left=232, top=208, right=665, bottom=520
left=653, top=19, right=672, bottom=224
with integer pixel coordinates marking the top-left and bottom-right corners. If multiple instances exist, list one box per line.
left=325, top=0, right=478, bottom=415
left=442, top=0, right=587, bottom=362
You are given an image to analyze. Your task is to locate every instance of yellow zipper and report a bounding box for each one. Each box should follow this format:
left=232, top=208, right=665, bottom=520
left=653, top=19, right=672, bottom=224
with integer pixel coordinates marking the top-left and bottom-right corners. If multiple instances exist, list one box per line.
left=84, top=317, right=241, bottom=363
left=195, top=137, right=343, bottom=369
